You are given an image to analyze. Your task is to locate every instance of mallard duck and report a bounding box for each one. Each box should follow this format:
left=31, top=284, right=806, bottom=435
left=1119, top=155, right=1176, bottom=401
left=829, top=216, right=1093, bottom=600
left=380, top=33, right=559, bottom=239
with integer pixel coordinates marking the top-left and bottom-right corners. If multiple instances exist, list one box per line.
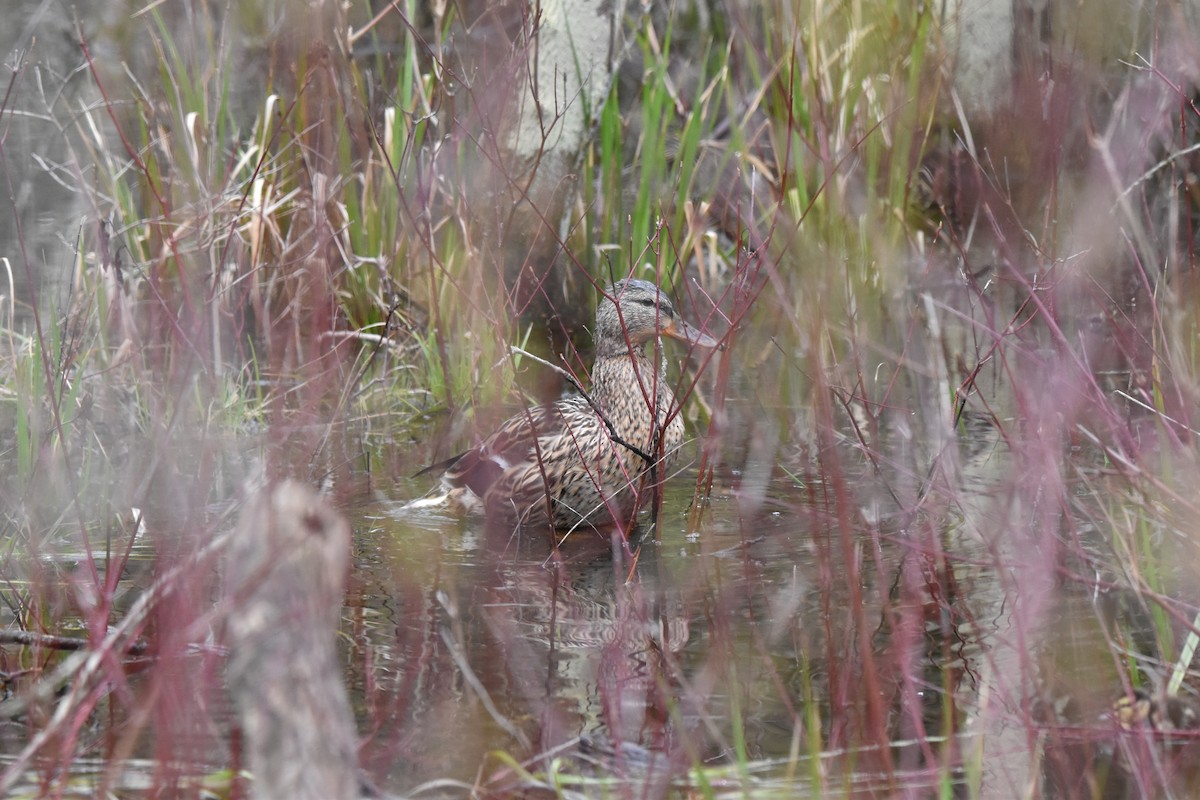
left=417, top=278, right=717, bottom=531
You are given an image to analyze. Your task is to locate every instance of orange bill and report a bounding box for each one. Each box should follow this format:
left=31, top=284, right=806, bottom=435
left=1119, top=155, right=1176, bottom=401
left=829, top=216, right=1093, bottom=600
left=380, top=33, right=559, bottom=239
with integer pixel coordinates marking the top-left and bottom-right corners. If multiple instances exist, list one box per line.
left=663, top=318, right=719, bottom=349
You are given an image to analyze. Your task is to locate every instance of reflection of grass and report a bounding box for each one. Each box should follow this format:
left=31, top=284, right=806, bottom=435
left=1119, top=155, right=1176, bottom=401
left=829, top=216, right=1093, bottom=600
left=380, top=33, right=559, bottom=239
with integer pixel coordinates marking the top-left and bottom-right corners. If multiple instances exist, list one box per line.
left=3, top=0, right=1200, bottom=797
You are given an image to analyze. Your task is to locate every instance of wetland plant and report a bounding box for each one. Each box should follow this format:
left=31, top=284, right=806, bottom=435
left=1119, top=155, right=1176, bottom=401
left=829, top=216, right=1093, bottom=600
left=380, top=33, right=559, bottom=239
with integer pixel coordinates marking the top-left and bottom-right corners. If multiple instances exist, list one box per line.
left=1, top=2, right=1200, bottom=798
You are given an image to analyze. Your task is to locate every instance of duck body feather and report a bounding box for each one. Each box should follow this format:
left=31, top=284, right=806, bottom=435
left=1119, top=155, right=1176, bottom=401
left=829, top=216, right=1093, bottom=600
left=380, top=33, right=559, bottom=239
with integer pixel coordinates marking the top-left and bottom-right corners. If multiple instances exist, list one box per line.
left=444, top=348, right=684, bottom=530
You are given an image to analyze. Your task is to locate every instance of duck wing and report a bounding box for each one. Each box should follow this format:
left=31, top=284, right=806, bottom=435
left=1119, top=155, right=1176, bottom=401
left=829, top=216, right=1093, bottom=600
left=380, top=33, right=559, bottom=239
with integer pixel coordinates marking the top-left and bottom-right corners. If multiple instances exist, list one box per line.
left=442, top=403, right=568, bottom=498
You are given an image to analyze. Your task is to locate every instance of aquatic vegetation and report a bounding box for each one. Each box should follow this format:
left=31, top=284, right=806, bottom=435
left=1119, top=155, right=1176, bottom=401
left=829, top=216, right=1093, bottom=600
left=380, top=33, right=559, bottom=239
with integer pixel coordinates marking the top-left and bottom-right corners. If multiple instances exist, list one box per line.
left=1, top=1, right=1199, bottom=798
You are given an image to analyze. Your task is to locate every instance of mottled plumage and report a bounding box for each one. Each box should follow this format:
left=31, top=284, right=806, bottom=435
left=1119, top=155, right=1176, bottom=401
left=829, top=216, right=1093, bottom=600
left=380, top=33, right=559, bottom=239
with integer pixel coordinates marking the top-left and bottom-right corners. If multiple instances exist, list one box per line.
left=431, top=279, right=716, bottom=531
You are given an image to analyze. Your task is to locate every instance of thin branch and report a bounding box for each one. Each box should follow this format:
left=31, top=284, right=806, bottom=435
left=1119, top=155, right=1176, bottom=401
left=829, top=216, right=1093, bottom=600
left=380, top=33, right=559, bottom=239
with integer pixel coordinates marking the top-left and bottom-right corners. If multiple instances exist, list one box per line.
left=0, top=630, right=148, bottom=655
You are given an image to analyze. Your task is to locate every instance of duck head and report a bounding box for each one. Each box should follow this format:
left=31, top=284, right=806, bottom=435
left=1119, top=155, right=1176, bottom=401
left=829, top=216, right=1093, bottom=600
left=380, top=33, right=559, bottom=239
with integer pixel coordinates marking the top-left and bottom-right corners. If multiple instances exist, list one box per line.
left=595, top=279, right=718, bottom=357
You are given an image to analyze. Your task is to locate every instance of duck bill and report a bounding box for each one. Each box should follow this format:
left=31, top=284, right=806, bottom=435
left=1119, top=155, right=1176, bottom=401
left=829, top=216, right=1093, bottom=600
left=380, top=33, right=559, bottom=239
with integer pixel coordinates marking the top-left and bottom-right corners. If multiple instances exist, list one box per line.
left=663, top=319, right=719, bottom=349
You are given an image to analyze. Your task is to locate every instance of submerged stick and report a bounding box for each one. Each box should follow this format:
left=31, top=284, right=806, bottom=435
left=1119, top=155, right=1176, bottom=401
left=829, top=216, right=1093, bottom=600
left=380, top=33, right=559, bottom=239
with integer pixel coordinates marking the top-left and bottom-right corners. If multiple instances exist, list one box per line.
left=225, top=481, right=360, bottom=800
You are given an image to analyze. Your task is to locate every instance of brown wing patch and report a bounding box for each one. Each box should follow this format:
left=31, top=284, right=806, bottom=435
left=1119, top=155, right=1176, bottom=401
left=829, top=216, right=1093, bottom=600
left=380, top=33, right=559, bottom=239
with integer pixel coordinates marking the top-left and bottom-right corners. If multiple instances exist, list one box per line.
left=444, top=405, right=565, bottom=499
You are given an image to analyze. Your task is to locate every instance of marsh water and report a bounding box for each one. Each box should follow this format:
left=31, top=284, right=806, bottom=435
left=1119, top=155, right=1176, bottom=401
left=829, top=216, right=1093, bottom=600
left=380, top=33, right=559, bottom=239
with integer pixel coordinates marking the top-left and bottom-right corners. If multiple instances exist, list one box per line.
left=5, top=397, right=1181, bottom=799
left=341, top=412, right=1147, bottom=797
